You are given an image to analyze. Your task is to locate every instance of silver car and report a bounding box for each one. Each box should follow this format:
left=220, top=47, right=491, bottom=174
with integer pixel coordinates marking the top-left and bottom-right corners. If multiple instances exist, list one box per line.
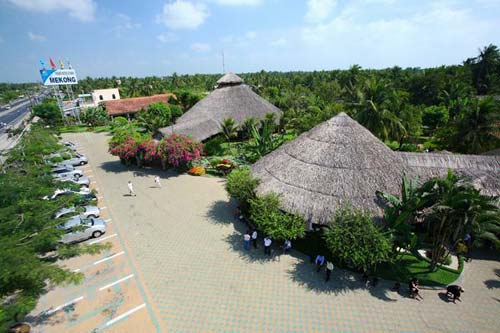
left=64, top=153, right=88, bottom=166
left=58, top=216, right=106, bottom=243
left=44, top=187, right=91, bottom=200
left=55, top=205, right=100, bottom=219
left=51, top=164, right=75, bottom=173
left=62, top=141, right=78, bottom=151
left=59, top=175, right=90, bottom=187
left=53, top=169, right=84, bottom=180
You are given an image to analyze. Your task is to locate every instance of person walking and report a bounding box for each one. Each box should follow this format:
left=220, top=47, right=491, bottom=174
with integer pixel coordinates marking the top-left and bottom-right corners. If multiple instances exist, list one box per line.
left=264, top=236, right=272, bottom=256
left=315, top=254, right=325, bottom=272
left=282, top=239, right=292, bottom=254
left=243, top=230, right=251, bottom=251
left=325, top=261, right=334, bottom=281
left=154, top=175, right=161, bottom=188
left=251, top=229, right=258, bottom=249
left=127, top=180, right=136, bottom=196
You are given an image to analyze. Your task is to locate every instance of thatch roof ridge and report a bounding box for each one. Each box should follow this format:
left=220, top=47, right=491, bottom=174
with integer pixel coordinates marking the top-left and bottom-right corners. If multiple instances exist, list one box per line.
left=217, top=72, right=243, bottom=85
left=400, top=152, right=499, bottom=172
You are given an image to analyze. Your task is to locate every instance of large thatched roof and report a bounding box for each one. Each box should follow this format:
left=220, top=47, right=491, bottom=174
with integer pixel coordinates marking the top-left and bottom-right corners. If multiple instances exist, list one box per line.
left=252, top=113, right=500, bottom=226
left=158, top=73, right=281, bottom=141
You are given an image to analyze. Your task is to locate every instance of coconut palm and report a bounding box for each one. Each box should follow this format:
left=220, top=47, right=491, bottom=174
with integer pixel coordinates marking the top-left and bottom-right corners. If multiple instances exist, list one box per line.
left=220, top=118, right=238, bottom=141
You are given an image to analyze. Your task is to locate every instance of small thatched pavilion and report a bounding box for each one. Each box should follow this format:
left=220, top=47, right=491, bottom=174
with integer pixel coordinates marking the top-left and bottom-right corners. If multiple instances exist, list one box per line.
left=157, top=73, right=281, bottom=141
left=252, top=113, right=500, bottom=227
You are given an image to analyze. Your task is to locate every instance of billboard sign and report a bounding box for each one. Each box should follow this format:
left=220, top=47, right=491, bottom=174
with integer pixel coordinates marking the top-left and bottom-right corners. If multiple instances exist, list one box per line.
left=40, top=68, right=78, bottom=86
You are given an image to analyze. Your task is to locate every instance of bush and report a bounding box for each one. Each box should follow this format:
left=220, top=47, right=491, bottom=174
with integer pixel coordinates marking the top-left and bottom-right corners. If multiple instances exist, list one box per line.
left=225, top=168, right=260, bottom=212
left=324, top=206, right=392, bottom=273
left=109, top=137, right=140, bottom=162
left=249, top=192, right=305, bottom=241
left=136, top=139, right=159, bottom=163
left=32, top=99, right=61, bottom=125
left=203, top=135, right=225, bottom=156
left=157, top=134, right=203, bottom=168
left=80, top=107, right=109, bottom=126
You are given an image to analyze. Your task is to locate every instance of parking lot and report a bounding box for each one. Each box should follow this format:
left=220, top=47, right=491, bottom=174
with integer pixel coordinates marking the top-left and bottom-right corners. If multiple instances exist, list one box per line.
left=27, top=136, right=163, bottom=333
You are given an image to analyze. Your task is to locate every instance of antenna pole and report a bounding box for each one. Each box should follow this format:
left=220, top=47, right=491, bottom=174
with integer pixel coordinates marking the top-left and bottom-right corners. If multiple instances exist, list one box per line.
left=222, top=50, right=225, bottom=73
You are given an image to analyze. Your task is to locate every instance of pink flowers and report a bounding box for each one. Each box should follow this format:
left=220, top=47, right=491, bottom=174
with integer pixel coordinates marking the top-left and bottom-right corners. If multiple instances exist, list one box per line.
left=110, top=134, right=203, bottom=168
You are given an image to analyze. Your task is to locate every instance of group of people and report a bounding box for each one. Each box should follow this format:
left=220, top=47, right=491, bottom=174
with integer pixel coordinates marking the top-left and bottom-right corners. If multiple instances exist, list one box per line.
left=242, top=230, right=292, bottom=257
left=126, top=176, right=162, bottom=196
left=314, top=254, right=334, bottom=282
left=405, top=278, right=464, bottom=303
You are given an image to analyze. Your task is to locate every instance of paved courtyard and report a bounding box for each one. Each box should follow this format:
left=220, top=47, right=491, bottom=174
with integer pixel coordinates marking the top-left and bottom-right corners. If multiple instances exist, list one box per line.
left=33, top=131, right=500, bottom=332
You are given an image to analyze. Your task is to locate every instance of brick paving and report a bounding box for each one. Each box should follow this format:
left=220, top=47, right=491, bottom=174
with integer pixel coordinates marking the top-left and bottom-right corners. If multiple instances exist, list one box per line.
left=59, top=132, right=500, bottom=332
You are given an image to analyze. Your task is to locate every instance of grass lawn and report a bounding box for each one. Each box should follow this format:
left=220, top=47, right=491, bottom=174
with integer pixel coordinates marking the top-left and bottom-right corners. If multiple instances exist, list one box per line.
left=376, top=253, right=461, bottom=286
left=293, top=231, right=461, bottom=286
left=59, top=125, right=110, bottom=133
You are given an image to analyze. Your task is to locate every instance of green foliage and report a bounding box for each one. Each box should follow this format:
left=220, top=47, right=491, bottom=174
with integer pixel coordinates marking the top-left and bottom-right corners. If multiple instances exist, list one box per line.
left=32, top=99, right=61, bottom=125
left=80, top=106, right=109, bottom=126
left=422, top=105, right=449, bottom=132
left=135, top=102, right=172, bottom=133
left=203, top=135, right=226, bottom=156
left=465, top=44, right=500, bottom=95
left=220, top=118, right=238, bottom=141
left=1, top=90, right=18, bottom=104
left=0, top=125, right=108, bottom=329
left=324, top=206, right=392, bottom=273
left=225, top=167, right=260, bottom=212
left=249, top=193, right=305, bottom=241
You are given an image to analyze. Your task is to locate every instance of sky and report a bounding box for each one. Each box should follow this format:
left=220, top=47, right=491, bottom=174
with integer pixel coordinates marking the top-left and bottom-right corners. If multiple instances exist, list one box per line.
left=0, top=0, right=499, bottom=82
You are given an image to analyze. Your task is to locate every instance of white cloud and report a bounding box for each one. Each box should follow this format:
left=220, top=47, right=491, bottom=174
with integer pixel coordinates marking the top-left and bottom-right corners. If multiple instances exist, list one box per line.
left=28, top=31, right=46, bottom=42
left=191, top=42, right=211, bottom=52
left=156, top=0, right=209, bottom=30
left=305, top=0, right=337, bottom=24
left=245, top=31, right=257, bottom=40
left=113, top=14, right=141, bottom=36
left=212, top=0, right=262, bottom=5
left=157, top=32, right=178, bottom=43
left=270, top=37, right=287, bottom=47
left=7, top=0, right=96, bottom=21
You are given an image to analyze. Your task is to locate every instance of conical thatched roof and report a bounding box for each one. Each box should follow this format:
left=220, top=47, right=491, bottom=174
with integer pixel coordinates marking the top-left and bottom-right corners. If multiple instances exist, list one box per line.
left=158, top=73, right=281, bottom=141
left=252, top=113, right=500, bottom=226
left=251, top=113, right=405, bottom=225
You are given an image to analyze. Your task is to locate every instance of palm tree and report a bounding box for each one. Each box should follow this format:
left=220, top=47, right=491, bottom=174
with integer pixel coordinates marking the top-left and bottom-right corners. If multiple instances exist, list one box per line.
left=241, top=117, right=257, bottom=139
left=355, top=78, right=406, bottom=142
left=450, top=97, right=500, bottom=153
left=466, top=44, right=500, bottom=94
left=220, top=118, right=238, bottom=141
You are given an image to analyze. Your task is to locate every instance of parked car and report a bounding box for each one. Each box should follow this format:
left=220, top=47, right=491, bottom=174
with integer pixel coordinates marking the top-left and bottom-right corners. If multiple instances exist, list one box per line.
left=51, top=164, right=75, bottom=173
left=55, top=205, right=100, bottom=219
left=64, top=153, right=88, bottom=166
left=44, top=187, right=91, bottom=200
left=58, top=175, right=90, bottom=187
left=53, top=169, right=84, bottom=180
left=58, top=216, right=106, bottom=243
left=62, top=141, right=78, bottom=151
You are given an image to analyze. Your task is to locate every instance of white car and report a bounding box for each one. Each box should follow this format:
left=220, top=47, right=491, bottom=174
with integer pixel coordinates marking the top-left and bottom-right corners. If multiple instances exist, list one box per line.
left=59, top=175, right=90, bottom=187
left=64, top=153, right=88, bottom=166
left=58, top=216, right=106, bottom=243
left=62, top=141, right=78, bottom=151
left=55, top=205, right=100, bottom=219
left=44, top=187, right=91, bottom=200
left=53, top=169, right=84, bottom=180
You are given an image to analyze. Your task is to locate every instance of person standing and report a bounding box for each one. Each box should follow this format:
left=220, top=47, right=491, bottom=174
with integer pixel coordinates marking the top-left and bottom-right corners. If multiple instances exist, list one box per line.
left=264, top=236, right=272, bottom=256
left=243, top=231, right=251, bottom=251
left=251, top=229, right=258, bottom=249
left=325, top=261, right=334, bottom=281
left=315, top=254, right=325, bottom=272
left=154, top=176, right=161, bottom=188
left=282, top=240, right=292, bottom=254
left=127, top=180, right=136, bottom=196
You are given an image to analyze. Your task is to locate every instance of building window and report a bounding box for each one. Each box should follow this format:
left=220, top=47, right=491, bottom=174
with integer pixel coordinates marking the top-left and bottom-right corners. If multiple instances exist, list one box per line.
left=99, top=95, right=103, bottom=101
left=112, top=94, right=116, bottom=99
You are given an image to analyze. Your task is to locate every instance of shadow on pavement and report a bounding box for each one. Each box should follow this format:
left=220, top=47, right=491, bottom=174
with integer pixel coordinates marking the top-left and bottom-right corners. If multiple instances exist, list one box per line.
left=205, top=199, right=239, bottom=226
left=99, top=160, right=182, bottom=180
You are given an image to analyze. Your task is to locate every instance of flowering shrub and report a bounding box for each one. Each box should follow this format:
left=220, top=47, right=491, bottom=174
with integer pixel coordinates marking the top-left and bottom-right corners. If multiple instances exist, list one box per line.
left=109, top=137, right=139, bottom=160
left=158, top=134, right=203, bottom=167
left=137, top=139, right=159, bottom=162
left=188, top=166, right=206, bottom=176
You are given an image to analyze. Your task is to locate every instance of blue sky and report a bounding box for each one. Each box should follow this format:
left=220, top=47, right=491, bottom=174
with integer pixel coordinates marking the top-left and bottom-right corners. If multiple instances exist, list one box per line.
left=1, top=0, right=499, bottom=82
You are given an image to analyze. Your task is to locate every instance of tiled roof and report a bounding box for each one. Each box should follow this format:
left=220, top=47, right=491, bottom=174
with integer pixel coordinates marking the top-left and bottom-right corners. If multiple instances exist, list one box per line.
left=104, top=94, right=175, bottom=116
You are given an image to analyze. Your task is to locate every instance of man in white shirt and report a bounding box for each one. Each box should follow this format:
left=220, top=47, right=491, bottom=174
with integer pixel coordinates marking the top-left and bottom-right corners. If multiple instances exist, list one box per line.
left=251, top=230, right=258, bottom=249
left=127, top=181, right=136, bottom=196
left=154, top=176, right=161, bottom=188
left=325, top=261, right=334, bottom=281
left=264, top=236, right=272, bottom=256
left=243, top=231, right=251, bottom=251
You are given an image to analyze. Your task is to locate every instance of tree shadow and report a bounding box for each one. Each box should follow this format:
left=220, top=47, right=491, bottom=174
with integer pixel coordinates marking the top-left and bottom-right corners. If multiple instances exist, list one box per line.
left=205, top=199, right=239, bottom=226
left=24, top=309, right=69, bottom=327
left=223, top=232, right=282, bottom=264
left=484, top=279, right=500, bottom=289
left=99, top=160, right=181, bottom=180
left=287, top=256, right=400, bottom=302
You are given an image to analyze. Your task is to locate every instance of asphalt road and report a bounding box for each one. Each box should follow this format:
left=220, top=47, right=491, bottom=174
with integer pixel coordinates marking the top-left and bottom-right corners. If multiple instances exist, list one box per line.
left=0, top=103, right=31, bottom=133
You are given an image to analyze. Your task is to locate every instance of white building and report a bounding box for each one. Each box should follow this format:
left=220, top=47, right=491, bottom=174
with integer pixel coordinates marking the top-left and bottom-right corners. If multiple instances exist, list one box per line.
left=79, top=88, right=120, bottom=108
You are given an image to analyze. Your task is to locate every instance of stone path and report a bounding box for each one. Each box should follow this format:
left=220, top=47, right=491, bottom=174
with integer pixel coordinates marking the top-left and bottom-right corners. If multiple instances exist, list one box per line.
left=62, top=132, right=500, bottom=332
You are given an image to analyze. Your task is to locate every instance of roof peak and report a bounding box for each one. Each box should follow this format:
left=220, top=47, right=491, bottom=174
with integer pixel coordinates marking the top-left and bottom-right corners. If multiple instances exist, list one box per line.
left=217, top=72, right=244, bottom=86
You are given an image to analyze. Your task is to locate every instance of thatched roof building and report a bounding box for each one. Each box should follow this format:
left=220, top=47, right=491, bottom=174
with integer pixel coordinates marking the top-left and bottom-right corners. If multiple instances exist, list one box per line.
left=158, top=73, right=281, bottom=141
left=252, top=113, right=500, bottom=226
left=104, top=94, right=175, bottom=117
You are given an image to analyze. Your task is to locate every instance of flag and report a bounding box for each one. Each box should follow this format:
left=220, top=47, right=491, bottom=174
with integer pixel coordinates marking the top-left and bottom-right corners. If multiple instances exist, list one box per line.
left=39, top=59, right=45, bottom=68
left=66, top=59, right=72, bottom=69
left=49, top=58, right=57, bottom=69
left=59, top=59, right=64, bottom=69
